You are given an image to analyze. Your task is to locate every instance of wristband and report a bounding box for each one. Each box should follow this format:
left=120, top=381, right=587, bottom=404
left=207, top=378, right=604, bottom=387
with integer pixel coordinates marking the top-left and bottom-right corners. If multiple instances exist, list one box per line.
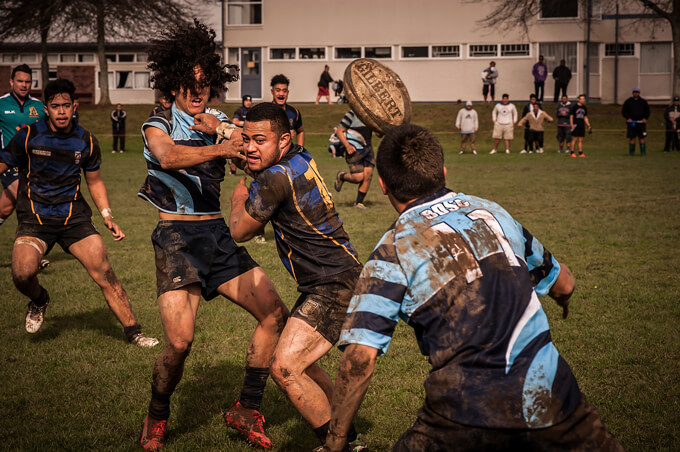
left=101, top=208, right=113, bottom=219
left=216, top=122, right=238, bottom=140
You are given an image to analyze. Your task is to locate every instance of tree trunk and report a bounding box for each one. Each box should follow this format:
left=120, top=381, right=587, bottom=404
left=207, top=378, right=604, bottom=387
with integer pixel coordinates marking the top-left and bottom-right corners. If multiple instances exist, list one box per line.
left=96, top=2, right=111, bottom=105
left=40, top=29, right=49, bottom=95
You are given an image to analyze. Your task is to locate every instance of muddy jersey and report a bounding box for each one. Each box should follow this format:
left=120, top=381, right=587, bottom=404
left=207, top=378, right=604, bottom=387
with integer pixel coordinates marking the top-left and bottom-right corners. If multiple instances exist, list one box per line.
left=0, top=118, right=101, bottom=225
left=338, top=188, right=581, bottom=429
left=570, top=104, right=588, bottom=127
left=556, top=102, right=572, bottom=127
left=281, top=103, right=303, bottom=131
left=245, top=144, right=360, bottom=285
left=139, top=104, right=229, bottom=215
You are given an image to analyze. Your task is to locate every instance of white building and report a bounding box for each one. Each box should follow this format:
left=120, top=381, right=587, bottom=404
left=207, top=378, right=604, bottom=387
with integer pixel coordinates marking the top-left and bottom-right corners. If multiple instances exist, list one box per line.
left=1, top=0, right=674, bottom=104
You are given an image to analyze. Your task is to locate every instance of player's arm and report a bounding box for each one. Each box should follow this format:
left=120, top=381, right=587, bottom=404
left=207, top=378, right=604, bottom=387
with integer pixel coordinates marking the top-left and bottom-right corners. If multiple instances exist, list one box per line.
left=145, top=124, right=244, bottom=170
left=84, top=169, right=124, bottom=241
left=549, top=263, right=575, bottom=319
left=295, top=126, right=305, bottom=146
left=336, top=126, right=356, bottom=155
left=232, top=116, right=245, bottom=127
left=229, top=177, right=266, bottom=242
left=585, top=115, right=591, bottom=129
left=324, top=344, right=379, bottom=452
left=545, top=112, right=554, bottom=122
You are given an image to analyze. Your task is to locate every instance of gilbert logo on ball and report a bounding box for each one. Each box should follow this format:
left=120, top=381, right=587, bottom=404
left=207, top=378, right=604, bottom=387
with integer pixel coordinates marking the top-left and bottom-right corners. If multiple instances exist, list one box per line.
left=343, top=58, right=412, bottom=134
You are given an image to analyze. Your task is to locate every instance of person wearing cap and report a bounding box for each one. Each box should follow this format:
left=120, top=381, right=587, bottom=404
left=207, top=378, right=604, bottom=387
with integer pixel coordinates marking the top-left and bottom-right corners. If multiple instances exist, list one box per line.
left=232, top=94, right=252, bottom=127
left=622, top=87, right=650, bottom=156
left=663, top=96, right=680, bottom=152
left=455, top=101, right=478, bottom=154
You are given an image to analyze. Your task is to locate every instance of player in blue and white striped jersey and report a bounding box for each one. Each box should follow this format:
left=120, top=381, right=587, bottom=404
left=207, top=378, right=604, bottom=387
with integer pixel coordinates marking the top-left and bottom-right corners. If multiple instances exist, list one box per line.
left=323, top=124, right=623, bottom=452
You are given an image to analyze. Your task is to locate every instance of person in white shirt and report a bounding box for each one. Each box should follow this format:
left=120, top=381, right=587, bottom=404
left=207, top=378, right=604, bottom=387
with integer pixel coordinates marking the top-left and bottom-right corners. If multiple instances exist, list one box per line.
left=455, top=101, right=479, bottom=154
left=490, top=93, right=517, bottom=154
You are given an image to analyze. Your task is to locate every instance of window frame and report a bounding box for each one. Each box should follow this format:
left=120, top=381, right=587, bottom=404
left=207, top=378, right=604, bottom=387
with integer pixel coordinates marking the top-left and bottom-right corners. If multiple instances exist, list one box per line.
left=226, top=0, right=263, bottom=26
left=604, top=43, right=635, bottom=57
left=468, top=44, right=499, bottom=58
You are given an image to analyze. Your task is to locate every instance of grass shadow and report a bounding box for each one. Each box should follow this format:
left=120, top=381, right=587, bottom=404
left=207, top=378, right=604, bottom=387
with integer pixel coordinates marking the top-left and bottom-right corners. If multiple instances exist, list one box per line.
left=28, top=306, right=128, bottom=344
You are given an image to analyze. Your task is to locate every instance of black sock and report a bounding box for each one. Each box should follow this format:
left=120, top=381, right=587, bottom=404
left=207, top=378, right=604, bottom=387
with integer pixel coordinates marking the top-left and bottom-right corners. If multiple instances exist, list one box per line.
left=124, top=323, right=142, bottom=342
left=314, top=420, right=330, bottom=443
left=149, top=386, right=172, bottom=421
left=355, top=191, right=367, bottom=205
left=239, top=366, right=269, bottom=410
left=32, top=287, right=49, bottom=307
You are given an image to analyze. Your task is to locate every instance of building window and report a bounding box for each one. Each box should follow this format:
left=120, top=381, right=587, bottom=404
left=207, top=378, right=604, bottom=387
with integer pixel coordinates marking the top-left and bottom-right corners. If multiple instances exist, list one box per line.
left=640, top=42, right=671, bottom=73
left=61, top=54, right=76, bottom=63
left=335, top=47, right=361, bottom=59
left=2, top=54, right=18, bottom=63
left=364, top=46, right=392, bottom=59
left=228, top=0, right=262, bottom=25
left=118, top=54, right=134, bottom=63
left=605, top=43, right=634, bottom=56
left=541, top=0, right=578, bottom=18
left=270, top=48, right=296, bottom=60
left=299, top=47, right=326, bottom=59
left=47, top=54, right=58, bottom=63
left=432, top=45, right=460, bottom=58
left=469, top=44, right=498, bottom=58
left=20, top=54, right=37, bottom=63
left=106, top=54, right=116, bottom=63
left=539, top=42, right=577, bottom=73
left=136, top=53, right=147, bottom=63
left=134, top=72, right=150, bottom=88
left=48, top=70, right=57, bottom=81
left=588, top=43, right=599, bottom=74
left=501, top=44, right=530, bottom=57
left=115, top=71, right=133, bottom=89
left=402, top=46, right=428, bottom=58
left=31, top=69, right=40, bottom=89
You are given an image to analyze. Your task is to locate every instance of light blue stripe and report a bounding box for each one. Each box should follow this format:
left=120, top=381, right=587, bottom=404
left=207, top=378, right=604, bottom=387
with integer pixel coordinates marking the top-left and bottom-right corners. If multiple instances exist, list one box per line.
left=149, top=170, right=195, bottom=214
left=347, top=293, right=401, bottom=319
left=506, top=308, right=549, bottom=374
left=534, top=255, right=560, bottom=297
left=362, top=259, right=408, bottom=287
left=522, top=342, right=559, bottom=427
left=338, top=327, right=393, bottom=356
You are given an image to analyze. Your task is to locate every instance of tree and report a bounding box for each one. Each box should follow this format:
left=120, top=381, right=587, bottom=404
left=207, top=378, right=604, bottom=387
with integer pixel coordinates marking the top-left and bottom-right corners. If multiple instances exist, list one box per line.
left=72, top=0, right=192, bottom=105
left=0, top=0, right=74, bottom=87
left=480, top=0, right=680, bottom=97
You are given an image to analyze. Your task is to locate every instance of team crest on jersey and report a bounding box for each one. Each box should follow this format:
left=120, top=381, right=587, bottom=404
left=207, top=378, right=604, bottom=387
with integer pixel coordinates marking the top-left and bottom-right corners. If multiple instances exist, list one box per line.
left=74, top=151, right=82, bottom=164
left=29, top=106, right=39, bottom=117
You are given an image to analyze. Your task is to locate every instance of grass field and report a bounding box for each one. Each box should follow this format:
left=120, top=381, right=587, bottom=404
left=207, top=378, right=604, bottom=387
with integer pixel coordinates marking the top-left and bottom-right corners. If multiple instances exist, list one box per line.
left=0, top=101, right=678, bottom=451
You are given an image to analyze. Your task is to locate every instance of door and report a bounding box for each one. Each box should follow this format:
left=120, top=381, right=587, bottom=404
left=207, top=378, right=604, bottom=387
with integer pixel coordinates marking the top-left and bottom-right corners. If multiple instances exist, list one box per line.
left=240, top=47, right=261, bottom=98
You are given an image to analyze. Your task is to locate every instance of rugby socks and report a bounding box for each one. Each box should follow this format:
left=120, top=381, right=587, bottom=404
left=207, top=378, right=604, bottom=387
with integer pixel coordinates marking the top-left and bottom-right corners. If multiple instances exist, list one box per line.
left=629, top=143, right=635, bottom=155
left=149, top=386, right=173, bottom=421
left=238, top=366, right=269, bottom=410
left=124, top=323, right=143, bottom=343
left=640, top=143, right=646, bottom=155
left=355, top=191, right=367, bottom=205
left=32, top=286, right=49, bottom=307
left=314, top=420, right=358, bottom=443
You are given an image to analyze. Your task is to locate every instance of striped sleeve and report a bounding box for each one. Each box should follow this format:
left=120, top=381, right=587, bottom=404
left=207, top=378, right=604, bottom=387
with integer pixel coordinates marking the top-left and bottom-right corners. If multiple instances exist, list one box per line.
left=338, top=230, right=407, bottom=355
left=520, top=224, right=561, bottom=297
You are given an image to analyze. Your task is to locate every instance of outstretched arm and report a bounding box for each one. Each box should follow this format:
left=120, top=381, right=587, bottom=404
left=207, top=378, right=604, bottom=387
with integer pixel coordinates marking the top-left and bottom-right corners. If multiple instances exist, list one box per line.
left=85, top=170, right=125, bottom=241
left=324, top=344, right=378, bottom=452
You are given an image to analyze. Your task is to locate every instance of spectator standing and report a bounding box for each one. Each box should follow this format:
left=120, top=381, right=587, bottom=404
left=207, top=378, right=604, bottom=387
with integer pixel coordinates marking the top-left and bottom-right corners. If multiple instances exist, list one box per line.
left=663, top=96, right=680, bottom=152
left=521, top=94, right=538, bottom=153
left=316, top=65, right=334, bottom=104
left=490, top=93, right=517, bottom=154
left=110, top=103, right=126, bottom=153
left=552, top=59, right=572, bottom=102
left=455, top=101, right=478, bottom=154
left=532, top=55, right=548, bottom=102
left=622, top=87, right=650, bottom=156
left=555, top=95, right=573, bottom=153
left=569, top=94, right=591, bottom=158
left=481, top=61, right=498, bottom=103
left=517, top=102, right=553, bottom=153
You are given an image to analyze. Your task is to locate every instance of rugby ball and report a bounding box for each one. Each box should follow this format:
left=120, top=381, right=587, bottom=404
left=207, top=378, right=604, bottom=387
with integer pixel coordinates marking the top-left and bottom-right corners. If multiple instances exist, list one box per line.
left=343, top=58, right=411, bottom=134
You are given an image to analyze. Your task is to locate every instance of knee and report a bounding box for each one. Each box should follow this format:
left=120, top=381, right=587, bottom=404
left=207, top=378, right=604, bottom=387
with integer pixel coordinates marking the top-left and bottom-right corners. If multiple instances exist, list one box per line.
left=270, top=355, right=298, bottom=387
left=166, top=337, right=193, bottom=358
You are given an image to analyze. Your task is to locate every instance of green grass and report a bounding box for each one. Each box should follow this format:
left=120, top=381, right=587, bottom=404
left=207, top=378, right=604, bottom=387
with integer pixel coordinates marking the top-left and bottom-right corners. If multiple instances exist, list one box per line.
left=0, top=102, right=678, bottom=451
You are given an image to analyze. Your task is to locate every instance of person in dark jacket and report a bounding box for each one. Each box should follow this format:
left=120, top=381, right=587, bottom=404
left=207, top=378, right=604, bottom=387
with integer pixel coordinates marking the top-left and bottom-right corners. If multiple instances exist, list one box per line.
left=663, top=96, right=680, bottom=152
left=622, top=87, right=650, bottom=156
left=110, top=103, right=126, bottom=153
left=552, top=60, right=572, bottom=102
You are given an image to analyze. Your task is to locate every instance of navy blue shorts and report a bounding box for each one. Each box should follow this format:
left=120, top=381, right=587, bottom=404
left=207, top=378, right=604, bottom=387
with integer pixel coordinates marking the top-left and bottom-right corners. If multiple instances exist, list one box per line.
left=345, top=146, right=375, bottom=174
left=1, top=167, right=19, bottom=189
left=151, top=218, right=259, bottom=300
left=16, top=220, right=99, bottom=255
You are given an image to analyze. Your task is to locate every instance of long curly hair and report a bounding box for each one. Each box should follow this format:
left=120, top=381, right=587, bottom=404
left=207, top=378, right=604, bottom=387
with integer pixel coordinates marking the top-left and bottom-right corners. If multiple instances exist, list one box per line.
left=147, top=19, right=239, bottom=102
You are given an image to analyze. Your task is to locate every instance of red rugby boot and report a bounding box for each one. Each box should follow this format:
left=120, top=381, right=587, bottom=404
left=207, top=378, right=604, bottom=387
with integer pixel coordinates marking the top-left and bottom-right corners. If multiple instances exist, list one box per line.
left=224, top=401, right=273, bottom=449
